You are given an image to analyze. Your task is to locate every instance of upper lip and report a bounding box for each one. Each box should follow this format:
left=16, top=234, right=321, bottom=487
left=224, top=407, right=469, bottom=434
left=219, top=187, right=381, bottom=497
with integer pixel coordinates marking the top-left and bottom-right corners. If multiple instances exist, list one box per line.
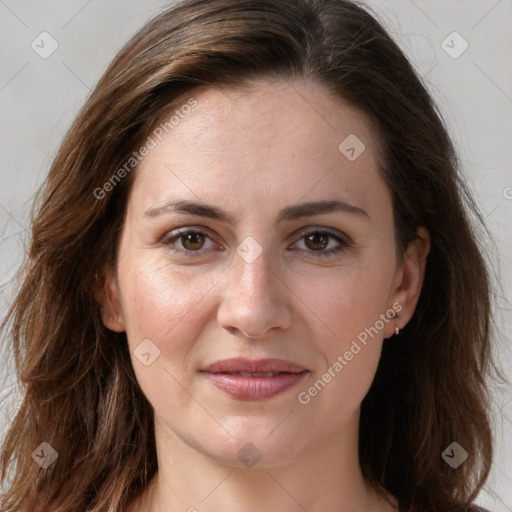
left=201, top=358, right=307, bottom=374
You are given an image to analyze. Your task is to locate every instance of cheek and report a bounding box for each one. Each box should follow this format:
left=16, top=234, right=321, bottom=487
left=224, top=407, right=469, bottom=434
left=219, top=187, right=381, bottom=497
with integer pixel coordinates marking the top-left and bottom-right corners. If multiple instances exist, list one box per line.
left=118, top=256, right=217, bottom=361
left=297, top=277, right=386, bottom=423
left=118, top=258, right=217, bottom=411
left=296, top=257, right=394, bottom=345
left=295, top=258, right=393, bottom=407
left=301, top=342, right=382, bottom=432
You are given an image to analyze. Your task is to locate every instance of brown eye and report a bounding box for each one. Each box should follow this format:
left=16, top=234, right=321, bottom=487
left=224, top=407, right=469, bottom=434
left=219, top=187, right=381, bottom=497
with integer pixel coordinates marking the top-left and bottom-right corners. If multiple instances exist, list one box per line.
left=162, top=228, right=216, bottom=256
left=180, top=231, right=206, bottom=251
left=292, top=228, right=350, bottom=258
left=304, top=232, right=330, bottom=251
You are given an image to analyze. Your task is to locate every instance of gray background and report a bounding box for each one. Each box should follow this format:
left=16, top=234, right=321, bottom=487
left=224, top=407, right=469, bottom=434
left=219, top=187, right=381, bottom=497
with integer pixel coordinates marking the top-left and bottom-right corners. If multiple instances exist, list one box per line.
left=0, top=0, right=510, bottom=510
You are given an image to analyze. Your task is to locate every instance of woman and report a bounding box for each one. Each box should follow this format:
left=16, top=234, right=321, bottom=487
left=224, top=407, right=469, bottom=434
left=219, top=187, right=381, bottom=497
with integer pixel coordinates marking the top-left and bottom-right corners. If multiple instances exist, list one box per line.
left=0, top=0, right=505, bottom=511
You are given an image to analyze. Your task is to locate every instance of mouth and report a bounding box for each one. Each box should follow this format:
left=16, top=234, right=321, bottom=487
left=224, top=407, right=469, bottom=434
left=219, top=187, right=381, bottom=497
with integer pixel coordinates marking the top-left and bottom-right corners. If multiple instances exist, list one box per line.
left=200, top=358, right=309, bottom=400
left=212, top=371, right=294, bottom=377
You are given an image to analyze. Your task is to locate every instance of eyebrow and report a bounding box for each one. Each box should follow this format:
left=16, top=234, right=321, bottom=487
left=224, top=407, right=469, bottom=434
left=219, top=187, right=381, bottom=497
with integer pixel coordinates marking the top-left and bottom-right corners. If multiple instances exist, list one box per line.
left=144, top=198, right=369, bottom=224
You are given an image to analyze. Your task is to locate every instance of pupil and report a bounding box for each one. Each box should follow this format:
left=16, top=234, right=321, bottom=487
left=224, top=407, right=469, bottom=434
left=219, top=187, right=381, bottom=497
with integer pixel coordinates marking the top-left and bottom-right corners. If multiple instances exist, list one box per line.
left=306, top=233, right=327, bottom=250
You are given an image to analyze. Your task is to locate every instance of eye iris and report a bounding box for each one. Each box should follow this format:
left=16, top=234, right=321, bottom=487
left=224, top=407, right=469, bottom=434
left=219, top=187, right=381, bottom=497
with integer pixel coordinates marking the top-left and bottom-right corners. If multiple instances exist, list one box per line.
left=305, top=233, right=328, bottom=251
left=182, top=232, right=204, bottom=250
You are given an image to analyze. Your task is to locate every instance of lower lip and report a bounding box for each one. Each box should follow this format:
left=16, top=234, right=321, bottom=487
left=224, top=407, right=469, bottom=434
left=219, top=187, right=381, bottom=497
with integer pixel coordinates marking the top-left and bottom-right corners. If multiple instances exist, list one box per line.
left=202, top=371, right=308, bottom=400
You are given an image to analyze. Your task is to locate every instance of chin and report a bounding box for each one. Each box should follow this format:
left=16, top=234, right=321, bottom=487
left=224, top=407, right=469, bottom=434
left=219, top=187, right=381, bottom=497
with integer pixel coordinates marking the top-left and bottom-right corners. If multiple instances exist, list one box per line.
left=197, top=427, right=309, bottom=470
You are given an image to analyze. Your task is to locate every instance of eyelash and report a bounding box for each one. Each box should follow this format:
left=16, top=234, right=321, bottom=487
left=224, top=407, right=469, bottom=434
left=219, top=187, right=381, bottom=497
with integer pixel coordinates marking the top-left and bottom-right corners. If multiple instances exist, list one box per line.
left=160, top=227, right=351, bottom=258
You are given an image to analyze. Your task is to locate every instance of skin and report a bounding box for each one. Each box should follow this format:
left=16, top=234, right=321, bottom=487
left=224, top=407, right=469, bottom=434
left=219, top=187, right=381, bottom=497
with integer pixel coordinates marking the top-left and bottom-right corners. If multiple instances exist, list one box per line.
left=95, top=77, right=430, bottom=512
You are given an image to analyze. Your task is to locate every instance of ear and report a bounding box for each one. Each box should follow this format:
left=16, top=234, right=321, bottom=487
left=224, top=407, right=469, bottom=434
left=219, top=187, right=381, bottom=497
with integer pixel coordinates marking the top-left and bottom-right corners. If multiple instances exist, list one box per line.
left=94, top=264, right=126, bottom=332
left=385, top=227, right=430, bottom=338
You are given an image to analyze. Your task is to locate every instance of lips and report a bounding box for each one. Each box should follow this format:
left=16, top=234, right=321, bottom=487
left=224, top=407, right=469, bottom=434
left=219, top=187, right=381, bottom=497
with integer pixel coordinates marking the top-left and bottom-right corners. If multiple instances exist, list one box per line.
left=200, top=358, right=309, bottom=400
left=201, top=357, right=307, bottom=375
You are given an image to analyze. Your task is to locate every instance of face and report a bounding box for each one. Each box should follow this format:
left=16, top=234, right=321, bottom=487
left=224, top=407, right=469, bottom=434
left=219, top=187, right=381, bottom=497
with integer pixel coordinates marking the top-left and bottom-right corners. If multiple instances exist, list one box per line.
left=96, top=78, right=429, bottom=469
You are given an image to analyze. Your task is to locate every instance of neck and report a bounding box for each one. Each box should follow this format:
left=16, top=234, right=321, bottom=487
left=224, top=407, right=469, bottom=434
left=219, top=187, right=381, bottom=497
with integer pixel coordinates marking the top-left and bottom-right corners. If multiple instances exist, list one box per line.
left=127, top=411, right=399, bottom=512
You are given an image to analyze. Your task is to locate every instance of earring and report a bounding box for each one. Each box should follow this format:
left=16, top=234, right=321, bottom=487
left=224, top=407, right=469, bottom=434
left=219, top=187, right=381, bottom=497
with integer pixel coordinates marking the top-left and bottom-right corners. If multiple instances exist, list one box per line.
left=395, top=326, right=400, bottom=336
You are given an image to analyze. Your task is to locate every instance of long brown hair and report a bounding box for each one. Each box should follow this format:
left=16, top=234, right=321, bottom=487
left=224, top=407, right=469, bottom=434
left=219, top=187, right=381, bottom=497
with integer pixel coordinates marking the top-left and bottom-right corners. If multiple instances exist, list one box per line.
left=0, top=0, right=507, bottom=511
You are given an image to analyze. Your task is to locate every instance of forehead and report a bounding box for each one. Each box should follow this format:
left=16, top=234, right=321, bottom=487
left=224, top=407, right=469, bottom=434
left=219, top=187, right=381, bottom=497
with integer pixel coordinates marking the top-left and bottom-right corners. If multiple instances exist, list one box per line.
left=169, top=78, right=379, bottom=153
left=130, top=78, right=388, bottom=218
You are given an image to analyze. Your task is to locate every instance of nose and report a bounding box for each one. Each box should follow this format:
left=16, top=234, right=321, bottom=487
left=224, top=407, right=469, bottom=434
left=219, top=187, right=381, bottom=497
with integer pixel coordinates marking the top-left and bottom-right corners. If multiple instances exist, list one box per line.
left=216, top=245, right=293, bottom=339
